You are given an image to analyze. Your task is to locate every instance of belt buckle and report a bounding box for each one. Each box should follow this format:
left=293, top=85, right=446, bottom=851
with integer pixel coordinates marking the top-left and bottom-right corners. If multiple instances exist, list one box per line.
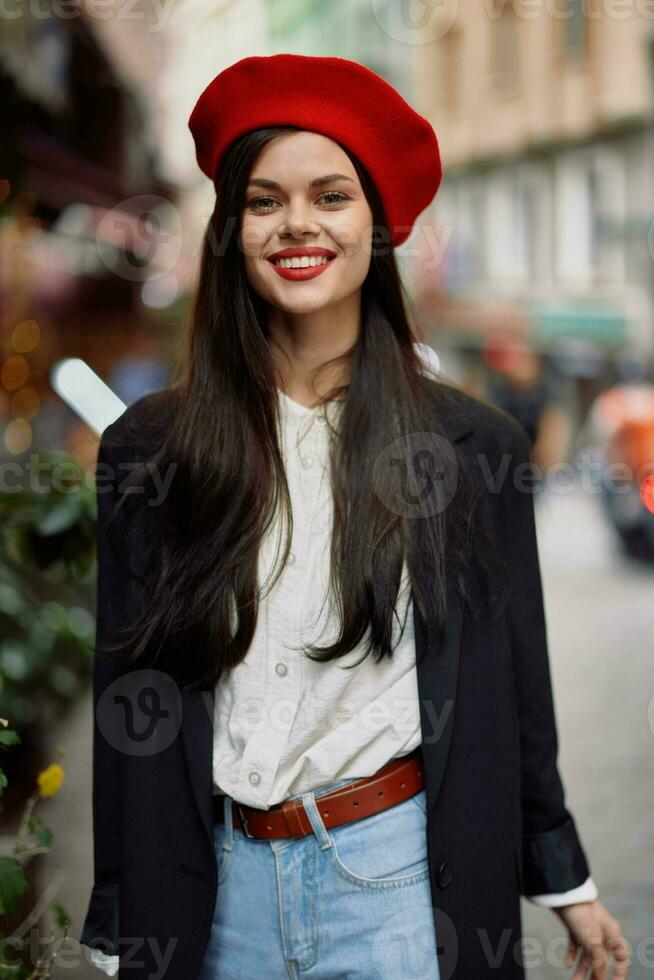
left=237, top=804, right=255, bottom=839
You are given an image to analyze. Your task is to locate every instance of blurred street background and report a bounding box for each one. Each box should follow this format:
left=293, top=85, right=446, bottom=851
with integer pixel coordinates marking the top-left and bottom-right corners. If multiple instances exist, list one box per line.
left=1, top=1, right=653, bottom=977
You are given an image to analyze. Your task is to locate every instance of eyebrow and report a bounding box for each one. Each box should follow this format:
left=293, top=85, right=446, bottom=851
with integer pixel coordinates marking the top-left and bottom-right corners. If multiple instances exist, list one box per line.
left=247, top=173, right=356, bottom=190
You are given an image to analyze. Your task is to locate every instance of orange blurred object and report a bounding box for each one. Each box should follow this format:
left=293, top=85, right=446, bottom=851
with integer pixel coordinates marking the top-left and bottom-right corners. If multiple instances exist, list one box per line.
left=482, top=335, right=525, bottom=373
left=598, top=385, right=654, bottom=560
left=607, top=418, right=654, bottom=488
left=591, top=384, right=654, bottom=438
left=641, top=474, right=654, bottom=515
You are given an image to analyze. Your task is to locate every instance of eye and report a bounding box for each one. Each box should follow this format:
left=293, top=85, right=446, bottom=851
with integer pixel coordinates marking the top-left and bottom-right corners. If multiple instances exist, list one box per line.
left=246, top=196, right=278, bottom=211
left=316, top=191, right=350, bottom=206
left=245, top=190, right=351, bottom=213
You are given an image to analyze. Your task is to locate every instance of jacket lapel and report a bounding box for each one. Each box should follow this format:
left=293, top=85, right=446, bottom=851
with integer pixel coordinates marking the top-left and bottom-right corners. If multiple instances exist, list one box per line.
left=413, top=395, right=474, bottom=816
left=180, top=686, right=216, bottom=848
left=413, top=586, right=464, bottom=817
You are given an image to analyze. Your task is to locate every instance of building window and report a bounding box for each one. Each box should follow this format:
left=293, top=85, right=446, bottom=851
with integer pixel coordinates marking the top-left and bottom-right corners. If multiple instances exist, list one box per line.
left=489, top=0, right=521, bottom=96
left=516, top=180, right=537, bottom=281
left=554, top=152, right=593, bottom=285
left=485, top=172, right=516, bottom=281
left=552, top=0, right=593, bottom=61
left=588, top=150, right=627, bottom=284
left=515, top=169, right=551, bottom=285
left=439, top=25, right=462, bottom=113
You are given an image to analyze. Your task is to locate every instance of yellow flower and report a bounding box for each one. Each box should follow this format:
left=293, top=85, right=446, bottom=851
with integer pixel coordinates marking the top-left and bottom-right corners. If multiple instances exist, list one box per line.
left=37, top=763, right=65, bottom=798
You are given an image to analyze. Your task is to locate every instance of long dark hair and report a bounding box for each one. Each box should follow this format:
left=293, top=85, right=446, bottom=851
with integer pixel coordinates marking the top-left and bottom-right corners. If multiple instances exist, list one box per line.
left=98, top=126, right=502, bottom=691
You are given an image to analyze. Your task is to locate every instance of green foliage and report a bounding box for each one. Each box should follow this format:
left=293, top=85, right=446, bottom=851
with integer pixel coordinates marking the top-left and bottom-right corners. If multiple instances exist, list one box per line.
left=0, top=722, right=71, bottom=978
left=0, top=448, right=95, bottom=975
left=0, top=450, right=98, bottom=729
left=0, top=857, right=28, bottom=917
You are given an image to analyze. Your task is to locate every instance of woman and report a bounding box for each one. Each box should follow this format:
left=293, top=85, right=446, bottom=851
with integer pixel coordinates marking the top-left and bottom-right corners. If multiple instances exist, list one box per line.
left=80, top=54, right=629, bottom=980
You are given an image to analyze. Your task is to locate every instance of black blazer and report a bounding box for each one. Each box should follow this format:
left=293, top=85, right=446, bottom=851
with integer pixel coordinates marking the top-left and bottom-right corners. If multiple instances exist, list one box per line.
left=79, top=384, right=593, bottom=980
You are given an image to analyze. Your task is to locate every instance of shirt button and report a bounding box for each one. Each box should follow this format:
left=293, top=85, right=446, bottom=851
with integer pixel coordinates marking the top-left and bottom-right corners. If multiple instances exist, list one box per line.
left=315, top=414, right=327, bottom=426
left=300, top=455, right=313, bottom=469
left=287, top=551, right=296, bottom=565
left=248, top=771, right=261, bottom=786
left=275, top=662, right=288, bottom=676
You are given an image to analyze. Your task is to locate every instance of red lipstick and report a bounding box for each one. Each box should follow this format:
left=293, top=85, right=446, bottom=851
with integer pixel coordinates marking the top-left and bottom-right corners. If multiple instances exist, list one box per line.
left=266, top=246, right=337, bottom=282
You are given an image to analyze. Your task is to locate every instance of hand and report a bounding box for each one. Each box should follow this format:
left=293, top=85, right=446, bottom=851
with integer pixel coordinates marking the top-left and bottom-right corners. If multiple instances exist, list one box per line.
left=553, top=900, right=631, bottom=978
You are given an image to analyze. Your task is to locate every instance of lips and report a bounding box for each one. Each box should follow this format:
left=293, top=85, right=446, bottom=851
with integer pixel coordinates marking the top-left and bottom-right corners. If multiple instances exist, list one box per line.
left=266, top=247, right=338, bottom=281
left=267, top=247, right=337, bottom=262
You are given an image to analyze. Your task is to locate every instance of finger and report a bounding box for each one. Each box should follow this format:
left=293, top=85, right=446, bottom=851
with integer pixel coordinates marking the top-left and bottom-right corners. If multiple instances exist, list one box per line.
left=564, top=937, right=579, bottom=969
left=605, top=930, right=632, bottom=979
left=586, top=933, right=610, bottom=980
left=570, top=939, right=593, bottom=980
left=570, top=926, right=606, bottom=980
left=564, top=933, right=579, bottom=966
left=570, top=952, right=591, bottom=980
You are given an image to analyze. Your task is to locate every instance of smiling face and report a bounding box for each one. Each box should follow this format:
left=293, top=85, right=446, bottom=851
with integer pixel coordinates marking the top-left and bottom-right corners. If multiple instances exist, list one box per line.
left=239, top=130, right=374, bottom=315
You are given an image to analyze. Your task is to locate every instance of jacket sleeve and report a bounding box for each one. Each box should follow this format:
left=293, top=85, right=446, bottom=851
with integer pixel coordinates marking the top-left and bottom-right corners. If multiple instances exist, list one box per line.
left=80, top=426, right=129, bottom=958
left=526, top=874, right=598, bottom=908
left=499, top=420, right=595, bottom=898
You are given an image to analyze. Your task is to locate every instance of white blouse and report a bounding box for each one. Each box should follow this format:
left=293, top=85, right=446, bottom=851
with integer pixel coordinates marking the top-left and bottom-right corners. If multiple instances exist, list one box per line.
left=211, top=382, right=421, bottom=807
left=88, top=346, right=597, bottom=976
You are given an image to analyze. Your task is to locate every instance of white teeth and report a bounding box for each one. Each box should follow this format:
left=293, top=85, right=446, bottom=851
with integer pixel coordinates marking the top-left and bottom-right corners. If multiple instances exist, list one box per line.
left=275, top=255, right=330, bottom=268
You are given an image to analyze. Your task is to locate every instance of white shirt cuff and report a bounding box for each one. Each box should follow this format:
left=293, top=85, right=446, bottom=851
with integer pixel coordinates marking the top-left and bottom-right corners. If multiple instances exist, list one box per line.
left=525, top=874, right=599, bottom=908
left=88, top=949, right=120, bottom=976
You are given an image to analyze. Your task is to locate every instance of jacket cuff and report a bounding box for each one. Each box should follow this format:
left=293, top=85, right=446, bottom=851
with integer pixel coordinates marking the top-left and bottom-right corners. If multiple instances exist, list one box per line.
left=521, top=816, right=591, bottom=895
left=80, top=882, right=120, bottom=957
left=525, top=874, right=598, bottom=908
left=89, top=949, right=120, bottom=976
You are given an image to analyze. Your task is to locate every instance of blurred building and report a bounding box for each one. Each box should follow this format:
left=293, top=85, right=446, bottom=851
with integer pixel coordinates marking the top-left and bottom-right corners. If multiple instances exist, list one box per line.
left=0, top=6, right=182, bottom=455
left=264, top=0, right=410, bottom=94
left=151, top=0, right=268, bottom=265
left=413, top=1, right=654, bottom=425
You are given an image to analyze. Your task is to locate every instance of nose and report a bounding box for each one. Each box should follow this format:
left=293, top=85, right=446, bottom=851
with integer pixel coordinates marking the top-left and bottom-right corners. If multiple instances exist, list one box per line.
left=278, top=199, right=321, bottom=239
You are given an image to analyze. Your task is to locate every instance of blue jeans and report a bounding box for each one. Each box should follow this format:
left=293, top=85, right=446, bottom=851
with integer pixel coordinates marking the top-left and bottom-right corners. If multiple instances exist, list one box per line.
left=198, top=774, right=441, bottom=979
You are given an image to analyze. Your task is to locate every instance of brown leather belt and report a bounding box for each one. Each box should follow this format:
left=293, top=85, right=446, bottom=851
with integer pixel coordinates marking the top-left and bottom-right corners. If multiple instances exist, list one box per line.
left=212, top=747, right=425, bottom=840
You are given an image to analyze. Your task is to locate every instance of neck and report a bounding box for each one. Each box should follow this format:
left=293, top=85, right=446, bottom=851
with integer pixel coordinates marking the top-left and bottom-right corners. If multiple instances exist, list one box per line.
left=267, top=300, right=359, bottom=408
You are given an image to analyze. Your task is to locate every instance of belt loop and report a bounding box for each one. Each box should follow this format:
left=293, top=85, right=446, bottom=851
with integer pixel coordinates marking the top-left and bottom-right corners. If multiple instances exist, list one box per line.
left=300, top=792, right=332, bottom=850
left=280, top=797, right=314, bottom=838
left=223, top=795, right=234, bottom=849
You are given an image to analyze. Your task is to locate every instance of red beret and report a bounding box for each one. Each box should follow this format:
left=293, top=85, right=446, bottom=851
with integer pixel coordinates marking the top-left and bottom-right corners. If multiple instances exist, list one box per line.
left=188, top=53, right=442, bottom=248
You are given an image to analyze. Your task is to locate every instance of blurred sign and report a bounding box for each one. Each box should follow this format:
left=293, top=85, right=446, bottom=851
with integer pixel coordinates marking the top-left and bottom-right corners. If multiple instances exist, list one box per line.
left=529, top=303, right=627, bottom=347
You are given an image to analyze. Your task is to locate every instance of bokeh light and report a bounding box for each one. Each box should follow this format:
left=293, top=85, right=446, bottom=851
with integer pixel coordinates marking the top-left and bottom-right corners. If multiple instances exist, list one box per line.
left=10, top=387, right=40, bottom=421
left=1, top=355, right=30, bottom=391
left=4, top=418, right=32, bottom=454
left=11, top=319, right=40, bottom=354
